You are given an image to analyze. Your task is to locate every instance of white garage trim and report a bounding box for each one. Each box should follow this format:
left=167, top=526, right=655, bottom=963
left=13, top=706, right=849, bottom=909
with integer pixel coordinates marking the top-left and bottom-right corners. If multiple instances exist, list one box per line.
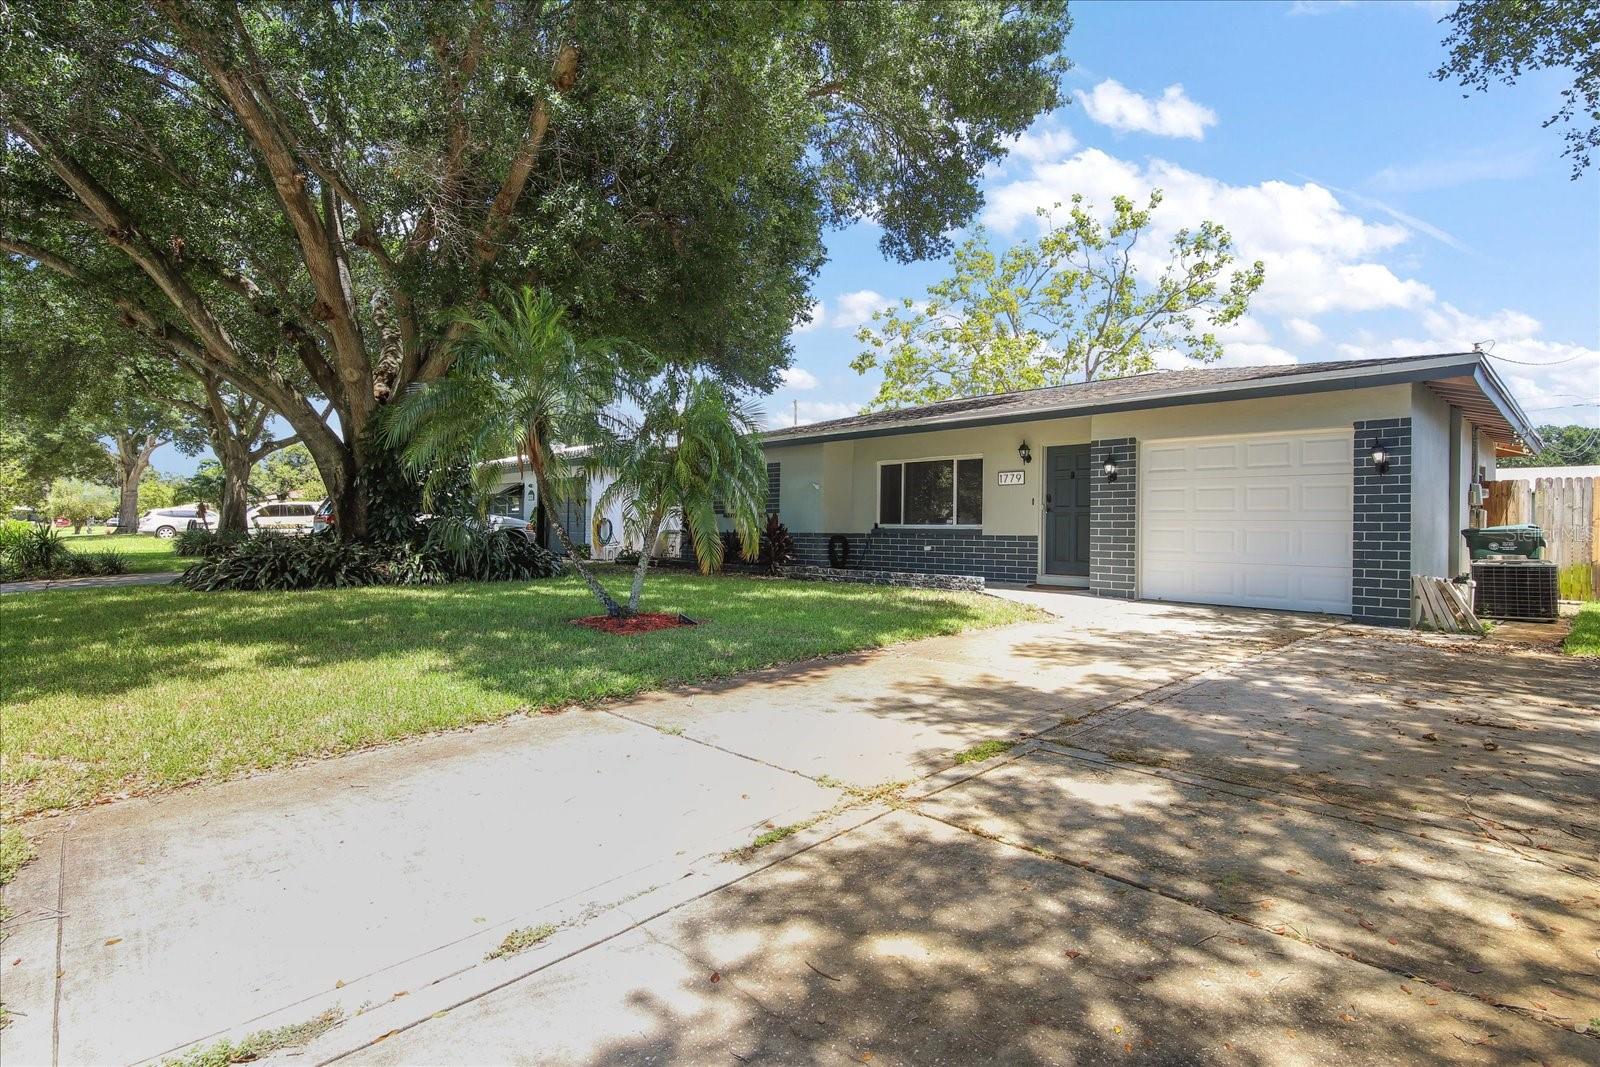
left=1139, top=428, right=1354, bottom=614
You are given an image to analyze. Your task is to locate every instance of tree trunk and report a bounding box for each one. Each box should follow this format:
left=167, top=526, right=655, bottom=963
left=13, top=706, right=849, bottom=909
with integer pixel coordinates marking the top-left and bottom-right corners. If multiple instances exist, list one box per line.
left=628, top=512, right=664, bottom=614
left=217, top=444, right=253, bottom=533
left=539, top=485, right=626, bottom=617
left=113, top=432, right=162, bottom=534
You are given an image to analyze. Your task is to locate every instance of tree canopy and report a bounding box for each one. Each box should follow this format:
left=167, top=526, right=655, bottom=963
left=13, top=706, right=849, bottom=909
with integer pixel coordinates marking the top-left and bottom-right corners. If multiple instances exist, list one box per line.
left=851, top=192, right=1265, bottom=409
left=1435, top=0, right=1600, bottom=177
left=2, top=0, right=1072, bottom=536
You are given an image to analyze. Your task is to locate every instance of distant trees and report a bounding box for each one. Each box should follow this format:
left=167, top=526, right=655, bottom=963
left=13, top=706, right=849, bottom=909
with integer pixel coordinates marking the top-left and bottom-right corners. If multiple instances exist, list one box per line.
left=1498, top=424, right=1600, bottom=467
left=47, top=478, right=117, bottom=533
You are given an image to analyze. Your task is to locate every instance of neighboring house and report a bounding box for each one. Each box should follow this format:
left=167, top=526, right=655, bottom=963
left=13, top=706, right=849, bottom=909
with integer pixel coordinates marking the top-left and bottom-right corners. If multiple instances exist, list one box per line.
left=483, top=447, right=628, bottom=559
left=761, top=352, right=1538, bottom=627
left=1493, top=465, right=1600, bottom=481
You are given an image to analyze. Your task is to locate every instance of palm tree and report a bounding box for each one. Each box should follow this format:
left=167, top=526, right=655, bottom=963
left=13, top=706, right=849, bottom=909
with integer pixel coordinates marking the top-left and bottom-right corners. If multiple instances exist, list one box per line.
left=381, top=286, right=631, bottom=617
left=596, top=373, right=767, bottom=613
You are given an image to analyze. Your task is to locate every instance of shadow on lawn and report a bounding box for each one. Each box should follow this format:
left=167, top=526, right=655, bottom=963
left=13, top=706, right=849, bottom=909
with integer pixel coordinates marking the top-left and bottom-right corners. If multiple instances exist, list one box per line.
left=0, top=574, right=1028, bottom=708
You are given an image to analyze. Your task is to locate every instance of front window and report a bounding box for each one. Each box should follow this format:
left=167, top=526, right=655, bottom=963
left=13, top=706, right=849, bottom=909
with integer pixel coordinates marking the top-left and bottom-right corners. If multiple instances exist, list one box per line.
left=878, top=458, right=982, bottom=526
left=489, top=486, right=525, bottom=519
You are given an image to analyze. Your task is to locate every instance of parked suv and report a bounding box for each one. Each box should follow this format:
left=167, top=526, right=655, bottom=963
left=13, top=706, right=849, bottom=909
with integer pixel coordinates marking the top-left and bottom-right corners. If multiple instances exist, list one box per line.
left=248, top=500, right=323, bottom=534
left=139, top=506, right=207, bottom=537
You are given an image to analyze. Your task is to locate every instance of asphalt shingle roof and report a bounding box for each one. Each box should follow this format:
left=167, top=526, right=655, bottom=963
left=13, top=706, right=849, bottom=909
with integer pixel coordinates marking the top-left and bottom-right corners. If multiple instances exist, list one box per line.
left=763, top=352, right=1481, bottom=444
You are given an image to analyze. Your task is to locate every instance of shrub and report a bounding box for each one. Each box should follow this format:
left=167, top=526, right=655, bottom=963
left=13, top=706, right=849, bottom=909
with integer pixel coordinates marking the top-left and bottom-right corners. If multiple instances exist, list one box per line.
left=0, top=518, right=34, bottom=557
left=178, top=532, right=389, bottom=591
left=178, top=523, right=560, bottom=592
left=175, top=529, right=247, bottom=558
left=6, top=525, right=72, bottom=577
left=79, top=550, right=129, bottom=576
left=760, top=514, right=795, bottom=575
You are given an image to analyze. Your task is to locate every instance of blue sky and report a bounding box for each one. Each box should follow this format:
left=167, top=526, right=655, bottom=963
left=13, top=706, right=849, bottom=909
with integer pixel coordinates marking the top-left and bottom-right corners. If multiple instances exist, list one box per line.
left=767, top=0, right=1599, bottom=435
left=155, top=1, right=1597, bottom=477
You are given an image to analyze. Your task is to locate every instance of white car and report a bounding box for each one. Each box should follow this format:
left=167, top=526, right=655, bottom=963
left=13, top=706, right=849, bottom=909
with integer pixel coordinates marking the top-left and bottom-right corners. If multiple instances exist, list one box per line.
left=138, top=506, right=210, bottom=537
left=247, top=500, right=323, bottom=533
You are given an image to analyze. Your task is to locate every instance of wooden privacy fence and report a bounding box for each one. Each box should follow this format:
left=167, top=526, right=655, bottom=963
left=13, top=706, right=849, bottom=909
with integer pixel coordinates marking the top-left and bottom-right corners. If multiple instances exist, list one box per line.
left=1486, top=476, right=1600, bottom=600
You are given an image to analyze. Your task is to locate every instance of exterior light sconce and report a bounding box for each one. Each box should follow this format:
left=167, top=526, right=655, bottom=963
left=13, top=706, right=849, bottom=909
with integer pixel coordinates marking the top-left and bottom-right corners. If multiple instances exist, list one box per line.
left=1017, top=440, right=1033, bottom=464
left=1103, top=456, right=1119, bottom=482
left=1370, top=444, right=1389, bottom=474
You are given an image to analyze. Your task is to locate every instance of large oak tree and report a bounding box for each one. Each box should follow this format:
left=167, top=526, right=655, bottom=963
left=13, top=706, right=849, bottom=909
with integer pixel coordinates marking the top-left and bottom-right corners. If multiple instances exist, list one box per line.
left=2, top=0, right=1071, bottom=537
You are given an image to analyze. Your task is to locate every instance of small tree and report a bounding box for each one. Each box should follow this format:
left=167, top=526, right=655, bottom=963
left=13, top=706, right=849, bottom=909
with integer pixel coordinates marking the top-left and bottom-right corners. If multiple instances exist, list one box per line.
left=382, top=287, right=632, bottom=616
left=851, top=191, right=1265, bottom=409
left=596, top=375, right=767, bottom=613
left=47, top=477, right=116, bottom=533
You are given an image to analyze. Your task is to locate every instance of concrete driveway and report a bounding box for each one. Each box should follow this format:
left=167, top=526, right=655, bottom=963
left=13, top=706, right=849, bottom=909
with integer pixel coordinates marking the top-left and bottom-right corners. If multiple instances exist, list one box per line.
left=2, top=592, right=1595, bottom=1065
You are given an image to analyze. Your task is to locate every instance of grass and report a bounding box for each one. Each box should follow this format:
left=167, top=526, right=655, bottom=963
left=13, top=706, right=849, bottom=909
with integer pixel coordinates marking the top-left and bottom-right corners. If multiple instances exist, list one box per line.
left=485, top=923, right=557, bottom=961
left=0, top=570, right=1038, bottom=817
left=952, top=738, right=1016, bottom=765
left=60, top=532, right=184, bottom=574
left=160, top=1008, right=343, bottom=1067
left=1564, top=603, right=1600, bottom=657
left=0, top=826, right=34, bottom=885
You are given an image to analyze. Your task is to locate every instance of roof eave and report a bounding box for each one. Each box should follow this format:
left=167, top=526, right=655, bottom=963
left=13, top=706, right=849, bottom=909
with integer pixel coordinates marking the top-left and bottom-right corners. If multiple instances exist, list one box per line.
left=764, top=353, right=1491, bottom=448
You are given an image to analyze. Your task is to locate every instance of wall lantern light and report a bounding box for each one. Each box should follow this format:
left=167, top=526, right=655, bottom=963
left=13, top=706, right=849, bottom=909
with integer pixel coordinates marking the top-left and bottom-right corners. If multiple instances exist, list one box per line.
left=1017, top=440, right=1033, bottom=465
left=1370, top=444, right=1390, bottom=474
left=1103, top=456, right=1119, bottom=482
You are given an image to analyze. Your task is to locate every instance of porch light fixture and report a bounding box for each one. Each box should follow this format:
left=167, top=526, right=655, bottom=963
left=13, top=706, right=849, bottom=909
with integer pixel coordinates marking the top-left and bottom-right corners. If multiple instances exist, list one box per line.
left=1017, top=440, right=1033, bottom=465
left=1103, top=456, right=1119, bottom=482
left=1370, top=444, right=1389, bottom=474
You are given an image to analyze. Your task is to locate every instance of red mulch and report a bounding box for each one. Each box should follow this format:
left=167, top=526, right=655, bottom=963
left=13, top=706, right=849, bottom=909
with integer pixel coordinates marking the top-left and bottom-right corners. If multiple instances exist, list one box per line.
left=572, top=612, right=695, bottom=635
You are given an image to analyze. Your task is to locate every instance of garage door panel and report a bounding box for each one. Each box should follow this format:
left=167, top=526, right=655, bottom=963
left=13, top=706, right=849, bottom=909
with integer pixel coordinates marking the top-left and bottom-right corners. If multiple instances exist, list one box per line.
left=1140, top=430, right=1353, bottom=614
left=1244, top=440, right=1293, bottom=469
left=1194, top=442, right=1241, bottom=470
left=1144, top=444, right=1191, bottom=474
left=1299, top=435, right=1351, bottom=468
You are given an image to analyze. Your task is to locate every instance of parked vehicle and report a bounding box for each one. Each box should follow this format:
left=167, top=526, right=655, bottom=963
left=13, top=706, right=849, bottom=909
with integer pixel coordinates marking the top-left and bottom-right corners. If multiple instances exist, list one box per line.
left=104, top=515, right=121, bottom=531
left=310, top=503, right=531, bottom=538
left=311, top=499, right=334, bottom=534
left=139, top=506, right=209, bottom=537
left=247, top=499, right=323, bottom=534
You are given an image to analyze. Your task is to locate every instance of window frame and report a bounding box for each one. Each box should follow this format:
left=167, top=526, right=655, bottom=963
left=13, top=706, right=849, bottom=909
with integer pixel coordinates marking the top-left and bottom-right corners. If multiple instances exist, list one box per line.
left=875, top=454, right=984, bottom=529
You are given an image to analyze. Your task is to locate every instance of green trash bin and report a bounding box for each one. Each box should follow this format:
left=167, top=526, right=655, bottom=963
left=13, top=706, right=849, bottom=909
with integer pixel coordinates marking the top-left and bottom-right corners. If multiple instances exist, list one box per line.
left=1460, top=524, right=1545, bottom=560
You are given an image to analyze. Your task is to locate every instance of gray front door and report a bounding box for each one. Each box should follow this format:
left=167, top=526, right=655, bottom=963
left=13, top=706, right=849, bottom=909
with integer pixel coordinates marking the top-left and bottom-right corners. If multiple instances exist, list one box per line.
left=1044, top=444, right=1091, bottom=577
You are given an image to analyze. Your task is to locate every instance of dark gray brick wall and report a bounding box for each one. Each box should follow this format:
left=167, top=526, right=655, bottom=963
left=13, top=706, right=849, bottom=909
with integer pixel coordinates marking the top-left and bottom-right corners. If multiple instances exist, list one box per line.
left=1089, top=437, right=1137, bottom=599
left=785, top=565, right=986, bottom=593
left=1352, top=418, right=1412, bottom=626
left=790, top=527, right=1037, bottom=584
left=766, top=462, right=780, bottom=517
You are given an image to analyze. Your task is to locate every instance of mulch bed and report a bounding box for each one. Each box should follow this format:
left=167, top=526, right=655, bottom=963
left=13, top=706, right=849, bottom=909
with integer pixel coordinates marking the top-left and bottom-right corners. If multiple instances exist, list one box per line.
left=572, top=612, right=697, bottom=635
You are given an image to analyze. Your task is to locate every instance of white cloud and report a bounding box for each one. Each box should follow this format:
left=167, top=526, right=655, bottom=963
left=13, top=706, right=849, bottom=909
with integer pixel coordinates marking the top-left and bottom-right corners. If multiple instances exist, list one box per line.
left=1283, top=317, right=1325, bottom=345
left=1288, top=1, right=1358, bottom=15
left=1079, top=80, right=1217, bottom=141
left=984, top=147, right=1433, bottom=316
left=791, top=300, right=823, bottom=334
left=1007, top=122, right=1078, bottom=163
left=779, top=367, right=819, bottom=390
left=1338, top=303, right=1600, bottom=427
left=831, top=289, right=893, bottom=329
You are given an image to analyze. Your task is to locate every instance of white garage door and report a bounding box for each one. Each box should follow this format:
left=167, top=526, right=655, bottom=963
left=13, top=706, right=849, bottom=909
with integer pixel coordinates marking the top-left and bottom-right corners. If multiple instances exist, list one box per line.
left=1140, top=430, right=1353, bottom=614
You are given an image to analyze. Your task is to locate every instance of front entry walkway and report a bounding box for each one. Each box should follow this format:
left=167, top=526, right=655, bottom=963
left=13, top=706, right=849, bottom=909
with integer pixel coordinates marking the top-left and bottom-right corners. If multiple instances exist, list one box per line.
left=3, top=598, right=1594, bottom=1065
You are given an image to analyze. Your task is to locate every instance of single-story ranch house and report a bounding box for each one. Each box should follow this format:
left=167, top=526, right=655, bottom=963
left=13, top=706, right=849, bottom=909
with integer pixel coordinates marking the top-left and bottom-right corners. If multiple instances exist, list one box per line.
left=760, top=351, right=1538, bottom=626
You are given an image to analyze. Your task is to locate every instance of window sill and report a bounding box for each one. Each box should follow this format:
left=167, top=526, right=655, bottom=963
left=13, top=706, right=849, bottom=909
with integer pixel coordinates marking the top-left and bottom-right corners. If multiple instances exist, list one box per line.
left=876, top=524, right=984, bottom=531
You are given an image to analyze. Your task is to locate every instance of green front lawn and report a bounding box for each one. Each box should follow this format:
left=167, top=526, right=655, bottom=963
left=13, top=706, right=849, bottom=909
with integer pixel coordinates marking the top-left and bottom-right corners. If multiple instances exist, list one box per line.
left=61, top=532, right=184, bottom=574
left=1565, top=603, right=1600, bottom=657
left=0, top=572, right=1038, bottom=816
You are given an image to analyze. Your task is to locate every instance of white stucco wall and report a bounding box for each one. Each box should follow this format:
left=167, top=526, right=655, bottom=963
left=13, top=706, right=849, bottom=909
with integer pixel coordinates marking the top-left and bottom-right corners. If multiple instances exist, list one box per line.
left=763, top=385, right=1414, bottom=542
left=1410, top=383, right=1454, bottom=578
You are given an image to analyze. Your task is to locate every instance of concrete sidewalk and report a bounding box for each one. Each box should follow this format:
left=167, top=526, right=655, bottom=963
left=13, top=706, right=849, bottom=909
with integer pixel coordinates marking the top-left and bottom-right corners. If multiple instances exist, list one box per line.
left=0, top=572, right=182, bottom=594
